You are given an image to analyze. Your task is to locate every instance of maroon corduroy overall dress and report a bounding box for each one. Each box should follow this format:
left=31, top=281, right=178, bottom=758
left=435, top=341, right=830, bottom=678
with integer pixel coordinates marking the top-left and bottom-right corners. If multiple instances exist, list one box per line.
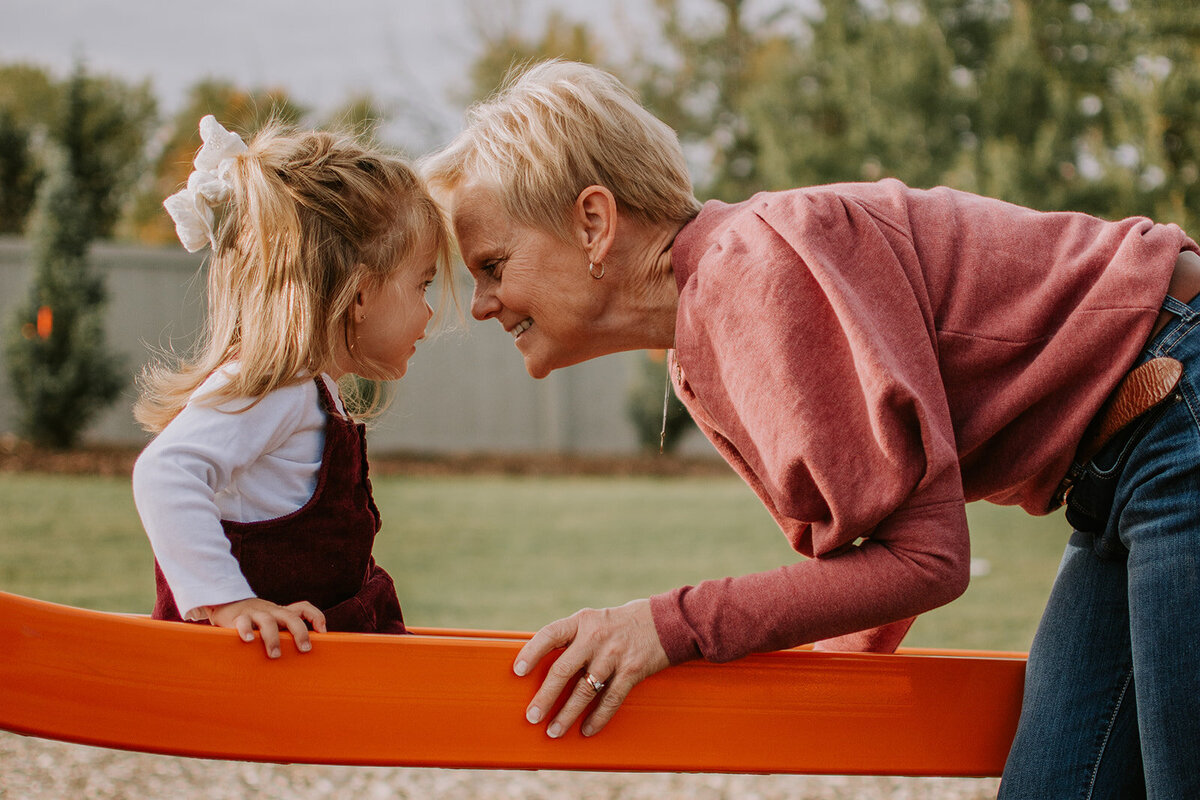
left=153, top=378, right=406, bottom=634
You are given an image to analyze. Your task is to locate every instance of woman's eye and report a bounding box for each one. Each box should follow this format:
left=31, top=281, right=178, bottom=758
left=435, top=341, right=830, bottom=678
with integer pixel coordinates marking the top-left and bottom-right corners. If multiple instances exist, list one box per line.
left=480, top=259, right=502, bottom=276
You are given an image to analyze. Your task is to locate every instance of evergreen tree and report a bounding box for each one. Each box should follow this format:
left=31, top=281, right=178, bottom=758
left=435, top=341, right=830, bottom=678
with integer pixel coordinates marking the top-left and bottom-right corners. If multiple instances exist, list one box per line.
left=54, top=64, right=156, bottom=240
left=0, top=108, right=41, bottom=234
left=4, top=149, right=125, bottom=448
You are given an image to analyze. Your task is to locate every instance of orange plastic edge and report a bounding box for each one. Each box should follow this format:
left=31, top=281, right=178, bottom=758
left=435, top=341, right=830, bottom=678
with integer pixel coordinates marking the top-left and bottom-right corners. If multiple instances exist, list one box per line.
left=0, top=591, right=1025, bottom=776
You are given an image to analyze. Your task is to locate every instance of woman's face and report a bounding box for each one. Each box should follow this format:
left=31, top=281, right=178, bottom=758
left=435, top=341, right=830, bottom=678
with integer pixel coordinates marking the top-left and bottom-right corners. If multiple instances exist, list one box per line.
left=451, top=184, right=605, bottom=379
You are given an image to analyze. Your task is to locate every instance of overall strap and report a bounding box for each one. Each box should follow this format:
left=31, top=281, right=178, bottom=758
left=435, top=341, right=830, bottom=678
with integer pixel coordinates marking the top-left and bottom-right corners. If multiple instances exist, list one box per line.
left=313, top=376, right=348, bottom=420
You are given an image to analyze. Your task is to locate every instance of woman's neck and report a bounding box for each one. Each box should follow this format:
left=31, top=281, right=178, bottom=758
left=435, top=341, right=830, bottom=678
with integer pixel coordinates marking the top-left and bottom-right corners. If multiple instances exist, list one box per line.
left=597, top=219, right=683, bottom=351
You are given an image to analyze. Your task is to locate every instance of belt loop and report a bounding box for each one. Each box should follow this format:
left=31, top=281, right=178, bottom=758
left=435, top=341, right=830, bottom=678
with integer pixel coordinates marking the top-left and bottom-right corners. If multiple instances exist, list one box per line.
left=1161, top=294, right=1195, bottom=321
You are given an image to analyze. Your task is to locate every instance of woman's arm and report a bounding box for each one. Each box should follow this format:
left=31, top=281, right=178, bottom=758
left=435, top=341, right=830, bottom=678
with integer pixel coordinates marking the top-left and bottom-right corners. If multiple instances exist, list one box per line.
left=514, top=495, right=969, bottom=739
left=514, top=187, right=973, bottom=736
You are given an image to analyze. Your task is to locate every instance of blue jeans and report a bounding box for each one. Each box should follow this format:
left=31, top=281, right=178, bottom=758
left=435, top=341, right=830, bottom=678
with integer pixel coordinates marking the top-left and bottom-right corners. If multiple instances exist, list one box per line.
left=999, top=294, right=1200, bottom=799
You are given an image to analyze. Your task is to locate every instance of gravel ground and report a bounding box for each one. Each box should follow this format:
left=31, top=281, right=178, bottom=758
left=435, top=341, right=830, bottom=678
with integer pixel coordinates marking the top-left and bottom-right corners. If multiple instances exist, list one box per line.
left=0, top=732, right=1000, bottom=800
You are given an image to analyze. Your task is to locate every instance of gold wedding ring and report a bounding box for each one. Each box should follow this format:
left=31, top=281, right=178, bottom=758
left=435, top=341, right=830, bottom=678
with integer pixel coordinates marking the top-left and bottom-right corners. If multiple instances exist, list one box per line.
left=584, top=673, right=606, bottom=693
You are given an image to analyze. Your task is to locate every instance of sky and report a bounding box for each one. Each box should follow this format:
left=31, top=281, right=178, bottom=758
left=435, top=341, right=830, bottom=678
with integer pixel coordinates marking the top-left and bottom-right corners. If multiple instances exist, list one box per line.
left=0, top=0, right=658, bottom=152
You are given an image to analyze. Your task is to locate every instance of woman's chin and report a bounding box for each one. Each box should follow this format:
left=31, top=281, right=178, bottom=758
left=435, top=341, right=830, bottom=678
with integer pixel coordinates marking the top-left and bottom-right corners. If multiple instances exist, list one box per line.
left=524, top=357, right=554, bottom=380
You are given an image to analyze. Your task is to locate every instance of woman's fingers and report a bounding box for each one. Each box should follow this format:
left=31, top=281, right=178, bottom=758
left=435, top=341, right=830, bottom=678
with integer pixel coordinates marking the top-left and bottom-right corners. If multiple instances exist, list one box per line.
left=514, top=614, right=578, bottom=677
left=517, top=600, right=670, bottom=738
left=580, top=672, right=636, bottom=736
left=542, top=665, right=613, bottom=739
left=520, top=616, right=588, bottom=726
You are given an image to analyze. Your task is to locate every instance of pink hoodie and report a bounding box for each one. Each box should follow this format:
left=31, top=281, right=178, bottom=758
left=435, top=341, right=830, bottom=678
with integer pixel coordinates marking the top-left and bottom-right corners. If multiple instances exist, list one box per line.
left=651, top=179, right=1196, bottom=664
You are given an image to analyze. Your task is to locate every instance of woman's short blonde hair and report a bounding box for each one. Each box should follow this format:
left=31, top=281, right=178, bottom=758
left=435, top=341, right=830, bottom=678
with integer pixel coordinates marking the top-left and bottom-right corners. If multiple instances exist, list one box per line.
left=421, top=60, right=701, bottom=238
left=136, top=121, right=453, bottom=433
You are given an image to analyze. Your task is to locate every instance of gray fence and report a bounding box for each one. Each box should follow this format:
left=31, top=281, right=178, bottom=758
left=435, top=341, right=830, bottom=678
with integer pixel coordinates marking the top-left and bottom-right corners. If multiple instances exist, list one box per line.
left=0, top=237, right=708, bottom=456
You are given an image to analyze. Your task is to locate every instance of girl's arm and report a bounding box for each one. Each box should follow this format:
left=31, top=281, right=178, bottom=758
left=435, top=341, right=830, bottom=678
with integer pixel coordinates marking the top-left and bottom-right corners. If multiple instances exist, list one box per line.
left=133, top=376, right=326, bottom=654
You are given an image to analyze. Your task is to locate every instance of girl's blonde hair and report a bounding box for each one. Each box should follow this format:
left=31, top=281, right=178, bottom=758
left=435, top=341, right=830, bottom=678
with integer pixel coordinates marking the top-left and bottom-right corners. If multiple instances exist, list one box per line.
left=135, top=121, right=452, bottom=433
left=420, top=59, right=701, bottom=239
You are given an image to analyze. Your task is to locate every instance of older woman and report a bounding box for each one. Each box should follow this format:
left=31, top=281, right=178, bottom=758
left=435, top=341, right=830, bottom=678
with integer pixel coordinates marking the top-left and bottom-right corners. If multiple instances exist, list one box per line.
left=421, top=60, right=1200, bottom=797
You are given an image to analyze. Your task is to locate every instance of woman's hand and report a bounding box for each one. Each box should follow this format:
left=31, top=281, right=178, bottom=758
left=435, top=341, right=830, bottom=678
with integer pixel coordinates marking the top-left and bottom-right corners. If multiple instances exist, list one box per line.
left=206, top=598, right=327, bottom=658
left=514, top=598, right=670, bottom=738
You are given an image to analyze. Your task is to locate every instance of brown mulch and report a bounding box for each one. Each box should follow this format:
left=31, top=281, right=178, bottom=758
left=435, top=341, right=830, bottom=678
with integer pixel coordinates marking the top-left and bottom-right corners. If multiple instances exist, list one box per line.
left=0, top=434, right=732, bottom=479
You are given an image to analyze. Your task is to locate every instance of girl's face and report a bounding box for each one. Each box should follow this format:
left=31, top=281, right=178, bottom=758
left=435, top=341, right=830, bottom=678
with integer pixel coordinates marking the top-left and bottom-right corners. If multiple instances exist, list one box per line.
left=352, top=249, right=436, bottom=380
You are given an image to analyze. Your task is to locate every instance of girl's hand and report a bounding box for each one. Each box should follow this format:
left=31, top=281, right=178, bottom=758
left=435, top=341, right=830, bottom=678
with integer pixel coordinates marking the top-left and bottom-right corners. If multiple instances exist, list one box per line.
left=206, top=598, right=327, bottom=658
left=513, top=598, right=670, bottom=738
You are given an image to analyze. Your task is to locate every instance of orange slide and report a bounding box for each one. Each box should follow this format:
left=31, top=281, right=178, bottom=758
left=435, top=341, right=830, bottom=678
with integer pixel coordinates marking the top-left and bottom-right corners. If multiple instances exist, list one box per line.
left=0, top=590, right=1024, bottom=777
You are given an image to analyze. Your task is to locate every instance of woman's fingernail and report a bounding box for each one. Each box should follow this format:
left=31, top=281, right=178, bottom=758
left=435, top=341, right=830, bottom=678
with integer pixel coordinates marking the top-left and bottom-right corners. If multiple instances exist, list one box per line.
left=526, top=706, right=542, bottom=724
left=514, top=660, right=527, bottom=676
left=269, top=648, right=281, bottom=659
left=547, top=722, right=563, bottom=739
left=242, top=633, right=254, bottom=642
left=300, top=641, right=312, bottom=652
left=581, top=724, right=594, bottom=737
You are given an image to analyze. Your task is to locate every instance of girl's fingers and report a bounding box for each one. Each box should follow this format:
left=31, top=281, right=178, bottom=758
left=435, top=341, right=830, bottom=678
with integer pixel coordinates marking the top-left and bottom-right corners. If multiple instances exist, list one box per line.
left=279, top=609, right=313, bottom=653
left=251, top=612, right=283, bottom=658
left=234, top=614, right=256, bottom=643
left=288, top=601, right=327, bottom=636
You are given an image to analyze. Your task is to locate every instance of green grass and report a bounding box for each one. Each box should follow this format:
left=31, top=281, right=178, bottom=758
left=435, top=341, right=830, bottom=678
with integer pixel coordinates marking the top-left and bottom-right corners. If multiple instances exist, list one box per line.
left=0, top=472, right=1071, bottom=652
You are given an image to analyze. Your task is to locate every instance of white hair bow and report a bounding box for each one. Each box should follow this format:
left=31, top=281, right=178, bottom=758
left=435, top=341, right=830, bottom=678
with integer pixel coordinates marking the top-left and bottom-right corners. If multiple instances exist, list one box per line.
left=162, top=115, right=248, bottom=252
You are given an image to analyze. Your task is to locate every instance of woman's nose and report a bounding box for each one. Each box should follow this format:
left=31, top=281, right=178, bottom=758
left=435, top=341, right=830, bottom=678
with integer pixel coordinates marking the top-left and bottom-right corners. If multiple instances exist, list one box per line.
left=471, top=281, right=500, bottom=321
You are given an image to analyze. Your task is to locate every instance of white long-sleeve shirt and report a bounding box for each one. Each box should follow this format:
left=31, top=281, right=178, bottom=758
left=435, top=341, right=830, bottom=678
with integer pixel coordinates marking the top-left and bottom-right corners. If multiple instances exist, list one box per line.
left=133, top=368, right=345, bottom=619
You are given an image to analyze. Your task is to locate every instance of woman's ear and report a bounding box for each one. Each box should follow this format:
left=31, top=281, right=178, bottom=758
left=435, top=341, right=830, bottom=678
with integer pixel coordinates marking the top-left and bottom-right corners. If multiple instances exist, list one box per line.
left=574, top=185, right=617, bottom=265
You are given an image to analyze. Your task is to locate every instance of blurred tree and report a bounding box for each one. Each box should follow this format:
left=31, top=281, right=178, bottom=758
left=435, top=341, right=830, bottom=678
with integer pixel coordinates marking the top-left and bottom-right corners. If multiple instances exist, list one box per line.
left=632, top=0, right=1199, bottom=231
left=4, top=147, right=125, bottom=448
left=323, top=95, right=388, bottom=142
left=0, top=63, right=58, bottom=129
left=0, top=108, right=42, bottom=234
left=462, top=1, right=603, bottom=102
left=634, top=0, right=768, bottom=201
left=0, top=62, right=154, bottom=238
left=129, top=79, right=306, bottom=245
left=746, top=0, right=967, bottom=193
left=54, top=64, right=157, bottom=240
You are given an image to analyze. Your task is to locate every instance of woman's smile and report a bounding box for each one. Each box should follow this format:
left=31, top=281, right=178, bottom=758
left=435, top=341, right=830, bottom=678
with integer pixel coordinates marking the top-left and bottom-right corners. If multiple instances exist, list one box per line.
left=509, top=318, right=533, bottom=339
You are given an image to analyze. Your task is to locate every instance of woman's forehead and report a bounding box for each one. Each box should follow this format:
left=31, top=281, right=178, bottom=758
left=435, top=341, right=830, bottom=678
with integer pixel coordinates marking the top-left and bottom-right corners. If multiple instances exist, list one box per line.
left=451, top=186, right=507, bottom=256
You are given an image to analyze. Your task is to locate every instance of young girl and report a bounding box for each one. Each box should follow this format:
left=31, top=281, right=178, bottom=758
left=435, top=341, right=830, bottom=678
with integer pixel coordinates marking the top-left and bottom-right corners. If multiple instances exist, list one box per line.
left=133, top=115, right=450, bottom=658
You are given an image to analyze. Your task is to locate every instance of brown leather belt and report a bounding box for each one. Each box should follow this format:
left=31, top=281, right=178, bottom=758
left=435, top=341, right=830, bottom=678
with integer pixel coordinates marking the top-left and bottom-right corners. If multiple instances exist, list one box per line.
left=1050, top=249, right=1200, bottom=509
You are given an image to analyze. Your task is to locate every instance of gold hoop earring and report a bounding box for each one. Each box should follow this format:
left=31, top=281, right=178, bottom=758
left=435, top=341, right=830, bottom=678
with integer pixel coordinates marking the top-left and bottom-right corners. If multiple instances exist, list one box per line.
left=588, top=261, right=605, bottom=279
